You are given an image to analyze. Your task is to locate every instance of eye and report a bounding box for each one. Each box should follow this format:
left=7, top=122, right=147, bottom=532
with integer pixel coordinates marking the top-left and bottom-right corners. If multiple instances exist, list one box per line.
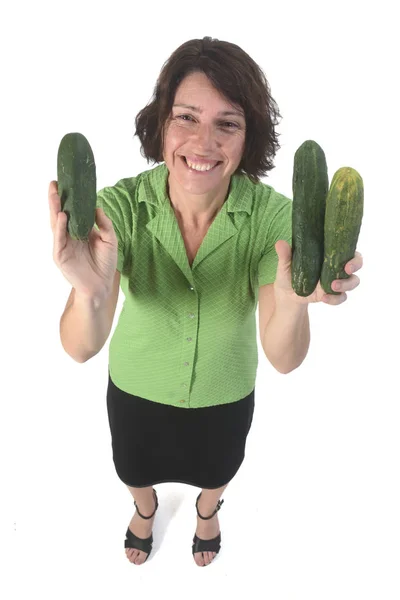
left=176, top=115, right=239, bottom=129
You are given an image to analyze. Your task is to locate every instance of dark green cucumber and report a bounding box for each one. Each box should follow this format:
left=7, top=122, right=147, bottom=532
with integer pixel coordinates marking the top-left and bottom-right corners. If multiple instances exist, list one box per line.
left=57, top=132, right=97, bottom=241
left=320, top=167, right=364, bottom=294
left=291, top=140, right=329, bottom=296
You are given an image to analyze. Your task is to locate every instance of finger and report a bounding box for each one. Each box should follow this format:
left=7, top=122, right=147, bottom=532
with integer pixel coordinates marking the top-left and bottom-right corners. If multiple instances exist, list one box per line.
left=331, top=275, right=360, bottom=292
left=48, top=180, right=61, bottom=232
left=323, top=292, right=347, bottom=305
left=345, top=253, right=363, bottom=274
left=345, top=262, right=360, bottom=275
left=53, top=209, right=67, bottom=262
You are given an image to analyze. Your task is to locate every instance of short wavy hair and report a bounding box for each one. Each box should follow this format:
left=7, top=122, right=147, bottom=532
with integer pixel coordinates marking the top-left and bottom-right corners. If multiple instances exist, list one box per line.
left=134, top=37, right=283, bottom=184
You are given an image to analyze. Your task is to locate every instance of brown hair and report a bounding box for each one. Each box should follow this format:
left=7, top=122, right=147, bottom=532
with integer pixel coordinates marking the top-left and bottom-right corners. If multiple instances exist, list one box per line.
left=134, top=36, right=283, bottom=184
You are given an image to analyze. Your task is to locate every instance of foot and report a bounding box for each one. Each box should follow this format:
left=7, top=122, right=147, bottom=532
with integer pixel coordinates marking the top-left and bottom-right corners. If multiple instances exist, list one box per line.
left=125, top=492, right=157, bottom=565
left=193, top=503, right=220, bottom=567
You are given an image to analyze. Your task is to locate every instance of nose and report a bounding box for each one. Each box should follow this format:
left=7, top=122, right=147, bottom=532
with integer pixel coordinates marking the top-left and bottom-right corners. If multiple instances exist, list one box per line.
left=192, top=123, right=218, bottom=149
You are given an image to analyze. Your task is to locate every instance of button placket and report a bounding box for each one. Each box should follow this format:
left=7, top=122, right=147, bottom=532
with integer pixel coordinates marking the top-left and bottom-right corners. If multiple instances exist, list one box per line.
left=179, top=282, right=197, bottom=405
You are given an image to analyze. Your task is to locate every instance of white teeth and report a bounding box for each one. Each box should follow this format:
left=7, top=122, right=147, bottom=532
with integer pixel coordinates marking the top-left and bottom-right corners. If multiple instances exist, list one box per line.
left=185, top=158, right=218, bottom=171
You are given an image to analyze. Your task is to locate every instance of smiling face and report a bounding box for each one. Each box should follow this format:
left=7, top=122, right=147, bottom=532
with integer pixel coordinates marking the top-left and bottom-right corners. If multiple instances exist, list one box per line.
left=162, top=71, right=247, bottom=218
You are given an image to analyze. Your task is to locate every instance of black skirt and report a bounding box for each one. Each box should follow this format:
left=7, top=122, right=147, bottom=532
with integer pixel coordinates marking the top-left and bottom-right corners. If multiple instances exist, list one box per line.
left=106, top=371, right=255, bottom=490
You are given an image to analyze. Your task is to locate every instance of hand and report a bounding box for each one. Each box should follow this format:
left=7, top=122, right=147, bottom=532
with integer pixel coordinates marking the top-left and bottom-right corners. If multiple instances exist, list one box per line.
left=49, top=180, right=119, bottom=299
left=273, top=240, right=363, bottom=306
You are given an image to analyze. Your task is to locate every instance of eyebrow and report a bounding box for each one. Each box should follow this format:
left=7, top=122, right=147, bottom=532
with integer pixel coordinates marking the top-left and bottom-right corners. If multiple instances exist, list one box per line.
left=173, top=103, right=245, bottom=119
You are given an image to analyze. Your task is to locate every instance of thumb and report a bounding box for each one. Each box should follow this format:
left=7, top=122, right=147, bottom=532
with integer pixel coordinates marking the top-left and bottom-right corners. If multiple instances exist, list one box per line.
left=275, top=240, right=292, bottom=280
left=95, top=207, right=107, bottom=222
left=93, top=208, right=114, bottom=237
left=95, top=207, right=113, bottom=228
left=275, top=240, right=292, bottom=266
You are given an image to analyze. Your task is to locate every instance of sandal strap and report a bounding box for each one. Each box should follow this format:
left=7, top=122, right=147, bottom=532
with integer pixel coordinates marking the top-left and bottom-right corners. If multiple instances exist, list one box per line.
left=124, top=526, right=153, bottom=554
left=134, top=488, right=159, bottom=520
left=195, top=492, right=224, bottom=520
left=192, top=532, right=221, bottom=554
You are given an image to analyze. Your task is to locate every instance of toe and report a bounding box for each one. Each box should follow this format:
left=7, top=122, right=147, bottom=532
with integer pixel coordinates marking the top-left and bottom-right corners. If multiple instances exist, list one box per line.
left=130, top=549, right=139, bottom=563
left=126, top=547, right=149, bottom=565
left=194, top=552, right=205, bottom=567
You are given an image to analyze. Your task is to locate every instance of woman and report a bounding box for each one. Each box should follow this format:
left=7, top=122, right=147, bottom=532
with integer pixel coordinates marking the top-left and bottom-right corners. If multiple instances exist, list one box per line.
left=49, top=36, right=363, bottom=568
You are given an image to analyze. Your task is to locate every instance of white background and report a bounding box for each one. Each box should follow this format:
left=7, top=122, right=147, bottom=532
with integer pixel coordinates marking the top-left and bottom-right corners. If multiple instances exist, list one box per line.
left=3, top=0, right=399, bottom=598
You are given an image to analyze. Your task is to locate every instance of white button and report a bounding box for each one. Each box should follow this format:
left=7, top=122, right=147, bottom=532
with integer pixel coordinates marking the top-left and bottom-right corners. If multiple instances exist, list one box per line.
left=187, top=337, right=192, bottom=342
left=189, top=286, right=194, bottom=291
left=189, top=313, right=195, bottom=318
left=184, top=362, right=189, bottom=366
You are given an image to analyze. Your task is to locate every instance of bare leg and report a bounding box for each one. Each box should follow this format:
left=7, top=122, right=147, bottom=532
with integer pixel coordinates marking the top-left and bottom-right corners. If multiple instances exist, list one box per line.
left=193, top=483, right=229, bottom=567
left=125, top=485, right=157, bottom=565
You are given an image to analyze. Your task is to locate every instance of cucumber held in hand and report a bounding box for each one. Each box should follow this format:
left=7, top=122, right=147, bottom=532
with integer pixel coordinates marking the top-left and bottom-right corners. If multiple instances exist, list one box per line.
left=57, top=132, right=97, bottom=241
left=291, top=140, right=329, bottom=296
left=320, top=167, right=364, bottom=295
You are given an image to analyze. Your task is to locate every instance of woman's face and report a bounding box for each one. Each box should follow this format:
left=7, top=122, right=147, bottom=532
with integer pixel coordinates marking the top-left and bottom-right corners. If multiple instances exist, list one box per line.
left=162, top=72, right=246, bottom=198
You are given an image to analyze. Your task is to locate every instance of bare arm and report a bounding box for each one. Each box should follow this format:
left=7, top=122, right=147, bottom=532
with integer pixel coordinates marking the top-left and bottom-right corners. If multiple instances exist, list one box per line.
left=262, top=301, right=310, bottom=374
left=59, top=270, right=121, bottom=363
left=259, top=283, right=310, bottom=374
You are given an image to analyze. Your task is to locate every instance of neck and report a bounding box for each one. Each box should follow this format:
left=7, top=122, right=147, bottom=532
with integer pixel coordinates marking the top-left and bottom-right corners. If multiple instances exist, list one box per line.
left=167, top=176, right=229, bottom=229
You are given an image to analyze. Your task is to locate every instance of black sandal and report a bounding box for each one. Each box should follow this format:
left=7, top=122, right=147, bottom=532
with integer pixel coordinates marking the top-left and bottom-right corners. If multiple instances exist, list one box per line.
left=124, top=488, right=159, bottom=562
left=192, top=491, right=224, bottom=560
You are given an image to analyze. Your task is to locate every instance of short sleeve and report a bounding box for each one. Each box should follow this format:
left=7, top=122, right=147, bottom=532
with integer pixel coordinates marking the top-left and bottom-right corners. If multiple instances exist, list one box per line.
left=95, top=186, right=127, bottom=273
left=258, top=196, right=292, bottom=286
